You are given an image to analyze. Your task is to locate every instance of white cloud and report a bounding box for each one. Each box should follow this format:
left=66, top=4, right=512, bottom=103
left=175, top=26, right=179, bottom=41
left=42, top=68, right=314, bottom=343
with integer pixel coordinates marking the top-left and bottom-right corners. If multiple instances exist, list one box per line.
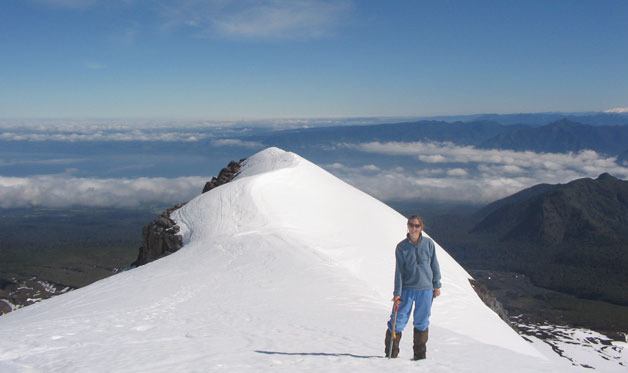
left=0, top=130, right=211, bottom=142
left=0, top=117, right=402, bottom=132
left=446, top=168, right=468, bottom=177
left=0, top=117, right=402, bottom=143
left=325, top=162, right=346, bottom=170
left=160, top=0, right=352, bottom=40
left=32, top=1, right=354, bottom=41
left=348, top=142, right=626, bottom=174
left=329, top=141, right=628, bottom=203
left=0, top=158, right=87, bottom=167
left=604, top=107, right=628, bottom=113
left=211, top=139, right=264, bottom=148
left=361, top=164, right=380, bottom=172
left=419, top=154, right=447, bottom=163
left=415, top=168, right=446, bottom=176
left=0, top=175, right=206, bottom=208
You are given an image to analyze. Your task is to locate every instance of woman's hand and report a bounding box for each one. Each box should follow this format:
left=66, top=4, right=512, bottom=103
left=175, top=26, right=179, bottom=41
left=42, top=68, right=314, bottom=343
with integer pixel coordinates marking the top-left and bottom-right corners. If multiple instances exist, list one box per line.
left=391, top=295, right=401, bottom=306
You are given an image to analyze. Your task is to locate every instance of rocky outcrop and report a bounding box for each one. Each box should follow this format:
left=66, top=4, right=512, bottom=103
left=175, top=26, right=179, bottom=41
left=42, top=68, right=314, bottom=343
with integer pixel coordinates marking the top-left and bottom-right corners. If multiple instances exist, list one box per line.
left=131, top=204, right=185, bottom=267
left=132, top=158, right=246, bottom=267
left=202, top=159, right=245, bottom=193
left=0, top=277, right=73, bottom=315
left=469, top=278, right=510, bottom=324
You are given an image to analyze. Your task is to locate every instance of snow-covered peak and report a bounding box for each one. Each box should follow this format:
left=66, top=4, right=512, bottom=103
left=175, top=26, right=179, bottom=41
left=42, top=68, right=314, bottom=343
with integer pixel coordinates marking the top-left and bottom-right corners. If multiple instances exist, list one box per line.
left=237, top=146, right=302, bottom=178
left=0, top=147, right=578, bottom=372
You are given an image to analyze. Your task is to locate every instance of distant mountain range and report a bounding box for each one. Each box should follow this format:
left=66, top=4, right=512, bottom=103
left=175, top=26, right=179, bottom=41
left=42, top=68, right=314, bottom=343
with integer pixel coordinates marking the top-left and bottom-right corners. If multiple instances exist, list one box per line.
left=478, top=119, right=628, bottom=154
left=246, top=118, right=628, bottom=157
left=458, top=173, right=628, bottom=306
left=421, top=112, right=628, bottom=126
left=245, top=120, right=507, bottom=147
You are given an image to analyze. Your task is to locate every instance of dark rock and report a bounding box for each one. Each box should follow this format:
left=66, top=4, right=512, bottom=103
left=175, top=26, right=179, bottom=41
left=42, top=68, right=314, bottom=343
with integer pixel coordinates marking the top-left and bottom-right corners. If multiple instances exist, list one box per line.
left=156, top=217, right=173, bottom=227
left=469, top=278, right=510, bottom=323
left=0, top=277, right=73, bottom=315
left=0, top=300, right=11, bottom=315
left=132, top=203, right=185, bottom=267
left=0, top=278, right=16, bottom=290
left=202, top=159, right=245, bottom=193
left=132, top=158, right=247, bottom=267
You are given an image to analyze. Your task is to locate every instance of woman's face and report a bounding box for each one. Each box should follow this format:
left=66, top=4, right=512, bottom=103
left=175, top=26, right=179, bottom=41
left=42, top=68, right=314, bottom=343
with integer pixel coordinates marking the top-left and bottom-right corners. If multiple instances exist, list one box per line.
left=407, top=218, right=422, bottom=239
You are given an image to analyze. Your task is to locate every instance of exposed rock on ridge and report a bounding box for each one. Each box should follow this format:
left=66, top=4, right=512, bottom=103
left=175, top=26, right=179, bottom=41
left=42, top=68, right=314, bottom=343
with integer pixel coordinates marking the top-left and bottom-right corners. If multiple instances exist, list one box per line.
left=132, top=158, right=246, bottom=267
left=202, top=160, right=244, bottom=193
left=131, top=204, right=185, bottom=267
left=0, top=277, right=73, bottom=316
left=469, top=278, right=510, bottom=323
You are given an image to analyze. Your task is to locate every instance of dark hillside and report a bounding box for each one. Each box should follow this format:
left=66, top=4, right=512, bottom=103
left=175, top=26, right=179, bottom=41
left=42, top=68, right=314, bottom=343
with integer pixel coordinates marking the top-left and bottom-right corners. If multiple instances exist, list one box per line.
left=467, top=173, right=628, bottom=305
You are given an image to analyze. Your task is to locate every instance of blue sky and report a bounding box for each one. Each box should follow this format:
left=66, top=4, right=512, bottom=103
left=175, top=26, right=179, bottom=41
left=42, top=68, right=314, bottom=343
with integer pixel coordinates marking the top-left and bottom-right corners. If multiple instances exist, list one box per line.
left=1, top=0, right=627, bottom=119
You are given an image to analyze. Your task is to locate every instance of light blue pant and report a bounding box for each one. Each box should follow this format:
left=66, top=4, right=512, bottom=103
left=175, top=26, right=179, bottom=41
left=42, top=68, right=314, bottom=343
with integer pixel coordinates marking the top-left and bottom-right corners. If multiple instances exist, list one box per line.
left=387, top=288, right=433, bottom=333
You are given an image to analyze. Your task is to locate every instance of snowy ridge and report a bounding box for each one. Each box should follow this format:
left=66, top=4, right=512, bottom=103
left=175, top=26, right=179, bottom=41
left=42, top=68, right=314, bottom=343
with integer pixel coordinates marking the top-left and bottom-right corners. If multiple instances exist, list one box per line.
left=0, top=147, right=582, bottom=372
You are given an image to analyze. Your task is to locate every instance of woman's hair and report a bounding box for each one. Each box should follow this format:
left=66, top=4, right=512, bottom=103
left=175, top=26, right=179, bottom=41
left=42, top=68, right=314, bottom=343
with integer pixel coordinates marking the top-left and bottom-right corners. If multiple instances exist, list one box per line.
left=407, top=215, right=424, bottom=226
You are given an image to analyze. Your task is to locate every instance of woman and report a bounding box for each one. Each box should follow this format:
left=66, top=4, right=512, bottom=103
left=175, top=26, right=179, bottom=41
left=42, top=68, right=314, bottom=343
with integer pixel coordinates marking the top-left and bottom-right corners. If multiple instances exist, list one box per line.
left=385, top=215, right=441, bottom=360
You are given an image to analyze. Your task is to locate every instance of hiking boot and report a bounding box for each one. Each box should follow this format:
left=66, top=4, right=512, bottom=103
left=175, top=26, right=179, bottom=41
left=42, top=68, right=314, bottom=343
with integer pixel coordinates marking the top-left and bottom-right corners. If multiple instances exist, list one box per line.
left=413, top=328, right=429, bottom=360
left=384, top=329, right=402, bottom=358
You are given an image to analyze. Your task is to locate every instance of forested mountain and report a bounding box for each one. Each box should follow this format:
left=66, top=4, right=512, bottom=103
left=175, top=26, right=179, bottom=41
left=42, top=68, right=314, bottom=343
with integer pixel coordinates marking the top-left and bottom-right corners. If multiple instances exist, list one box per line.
left=468, top=173, right=628, bottom=305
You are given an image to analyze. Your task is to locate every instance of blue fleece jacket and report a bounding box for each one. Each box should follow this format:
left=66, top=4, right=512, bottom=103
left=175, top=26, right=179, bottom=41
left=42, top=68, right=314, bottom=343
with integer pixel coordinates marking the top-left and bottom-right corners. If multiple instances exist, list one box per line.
left=393, top=234, right=442, bottom=296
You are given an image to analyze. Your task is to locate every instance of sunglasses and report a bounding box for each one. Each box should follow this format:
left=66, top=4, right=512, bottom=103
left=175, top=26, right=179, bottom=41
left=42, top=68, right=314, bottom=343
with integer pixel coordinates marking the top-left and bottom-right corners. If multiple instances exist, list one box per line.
left=407, top=223, right=422, bottom=229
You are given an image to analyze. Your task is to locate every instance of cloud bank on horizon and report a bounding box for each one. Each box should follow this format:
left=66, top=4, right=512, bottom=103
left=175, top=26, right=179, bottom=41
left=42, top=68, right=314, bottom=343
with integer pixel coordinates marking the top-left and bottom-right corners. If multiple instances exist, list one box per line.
left=327, top=141, right=628, bottom=203
left=0, top=175, right=206, bottom=208
left=0, top=118, right=401, bottom=141
left=0, top=131, right=212, bottom=142
left=2, top=142, right=627, bottom=208
left=605, top=107, right=628, bottom=114
left=3, top=115, right=628, bottom=208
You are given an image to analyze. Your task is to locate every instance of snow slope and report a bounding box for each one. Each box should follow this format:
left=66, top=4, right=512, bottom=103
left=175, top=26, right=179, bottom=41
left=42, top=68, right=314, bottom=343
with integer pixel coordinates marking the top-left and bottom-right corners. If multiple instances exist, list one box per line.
left=0, top=147, right=582, bottom=372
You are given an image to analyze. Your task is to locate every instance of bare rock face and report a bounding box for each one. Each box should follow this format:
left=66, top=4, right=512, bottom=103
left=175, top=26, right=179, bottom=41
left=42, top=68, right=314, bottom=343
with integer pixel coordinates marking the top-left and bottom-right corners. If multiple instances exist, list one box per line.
left=0, top=277, right=73, bottom=315
left=202, top=159, right=245, bottom=193
left=469, top=278, right=510, bottom=324
left=131, top=204, right=185, bottom=267
left=0, top=300, right=10, bottom=315
left=132, top=158, right=246, bottom=267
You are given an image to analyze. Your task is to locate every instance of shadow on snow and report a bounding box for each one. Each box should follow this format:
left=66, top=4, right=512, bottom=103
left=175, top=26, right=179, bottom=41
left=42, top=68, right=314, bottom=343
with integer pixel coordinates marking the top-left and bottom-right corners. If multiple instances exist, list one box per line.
left=255, top=350, right=382, bottom=359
